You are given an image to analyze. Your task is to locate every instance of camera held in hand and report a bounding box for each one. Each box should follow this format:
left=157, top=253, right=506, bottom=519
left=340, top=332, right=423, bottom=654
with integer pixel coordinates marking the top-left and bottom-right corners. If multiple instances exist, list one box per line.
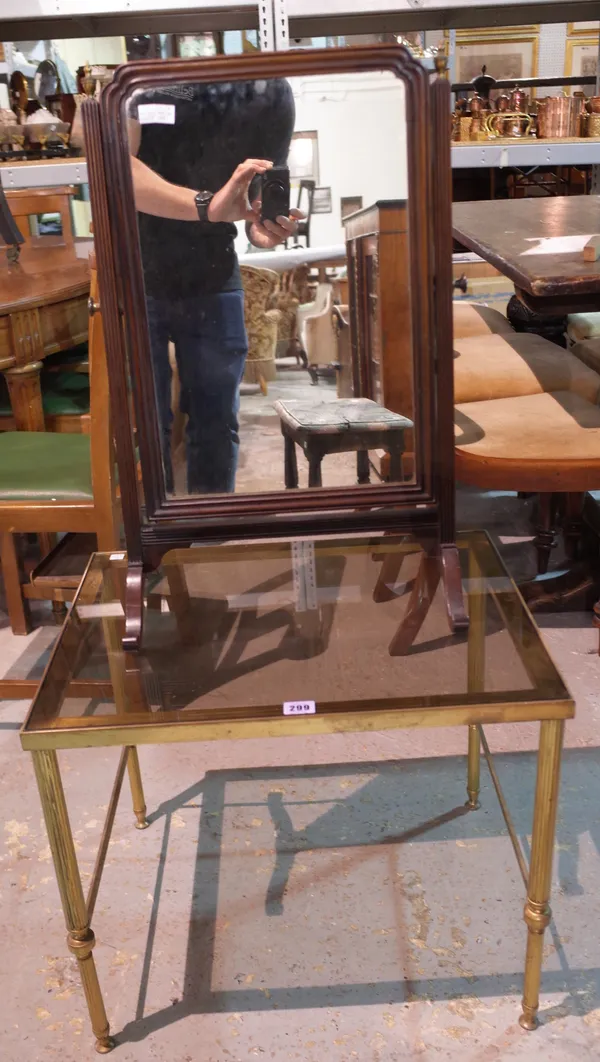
left=260, top=165, right=290, bottom=224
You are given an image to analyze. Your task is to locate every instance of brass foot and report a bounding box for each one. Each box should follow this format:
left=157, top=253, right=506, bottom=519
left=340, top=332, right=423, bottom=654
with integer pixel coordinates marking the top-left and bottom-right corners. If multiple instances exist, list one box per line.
left=465, top=796, right=481, bottom=810
left=134, top=815, right=149, bottom=830
left=95, top=1035, right=117, bottom=1053
left=518, top=1010, right=538, bottom=1032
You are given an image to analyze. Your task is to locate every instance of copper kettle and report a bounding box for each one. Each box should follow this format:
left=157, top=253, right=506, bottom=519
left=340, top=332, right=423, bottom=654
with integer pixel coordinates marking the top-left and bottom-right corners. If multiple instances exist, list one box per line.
left=509, top=85, right=529, bottom=112
left=469, top=93, right=485, bottom=116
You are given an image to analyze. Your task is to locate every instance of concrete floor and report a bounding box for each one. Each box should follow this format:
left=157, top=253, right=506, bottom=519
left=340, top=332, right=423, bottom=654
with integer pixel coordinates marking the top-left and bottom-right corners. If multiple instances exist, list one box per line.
left=2, top=352, right=600, bottom=1058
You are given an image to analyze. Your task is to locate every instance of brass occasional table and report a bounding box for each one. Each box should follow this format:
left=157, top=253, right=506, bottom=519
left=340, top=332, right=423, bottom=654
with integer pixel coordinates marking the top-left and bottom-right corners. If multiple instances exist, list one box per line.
left=20, top=531, right=574, bottom=1052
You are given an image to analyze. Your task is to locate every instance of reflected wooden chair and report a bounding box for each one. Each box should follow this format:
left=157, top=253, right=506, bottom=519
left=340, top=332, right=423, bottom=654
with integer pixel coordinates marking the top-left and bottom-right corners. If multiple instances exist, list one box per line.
left=0, top=256, right=119, bottom=637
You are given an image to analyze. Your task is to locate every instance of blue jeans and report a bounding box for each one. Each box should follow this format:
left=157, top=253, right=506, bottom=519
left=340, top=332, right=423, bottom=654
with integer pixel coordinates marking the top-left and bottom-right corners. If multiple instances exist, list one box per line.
left=146, top=291, right=248, bottom=494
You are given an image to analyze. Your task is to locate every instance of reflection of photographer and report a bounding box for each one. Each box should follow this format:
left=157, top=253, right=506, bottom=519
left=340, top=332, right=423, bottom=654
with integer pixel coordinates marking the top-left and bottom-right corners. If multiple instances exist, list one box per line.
left=128, top=79, right=299, bottom=494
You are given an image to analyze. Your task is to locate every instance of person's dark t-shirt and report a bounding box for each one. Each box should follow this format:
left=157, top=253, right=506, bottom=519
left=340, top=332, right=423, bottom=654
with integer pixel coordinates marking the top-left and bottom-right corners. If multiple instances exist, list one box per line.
left=130, top=79, right=295, bottom=299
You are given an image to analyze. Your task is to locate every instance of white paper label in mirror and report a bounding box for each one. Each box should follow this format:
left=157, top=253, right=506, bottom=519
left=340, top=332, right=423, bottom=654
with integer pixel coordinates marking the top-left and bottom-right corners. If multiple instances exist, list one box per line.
left=283, top=701, right=316, bottom=716
left=137, top=103, right=176, bottom=125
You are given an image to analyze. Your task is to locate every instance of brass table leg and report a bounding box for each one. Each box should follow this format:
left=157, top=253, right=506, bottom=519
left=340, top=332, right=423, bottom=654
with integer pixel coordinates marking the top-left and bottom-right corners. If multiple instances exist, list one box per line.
left=466, top=545, right=484, bottom=809
left=520, top=718, right=564, bottom=1031
left=127, top=747, right=149, bottom=829
left=32, top=750, right=115, bottom=1054
left=466, top=726, right=481, bottom=810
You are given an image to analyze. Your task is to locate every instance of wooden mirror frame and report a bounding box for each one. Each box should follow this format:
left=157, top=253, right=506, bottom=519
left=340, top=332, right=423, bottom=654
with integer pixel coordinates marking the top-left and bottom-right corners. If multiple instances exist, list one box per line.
left=83, top=45, right=464, bottom=649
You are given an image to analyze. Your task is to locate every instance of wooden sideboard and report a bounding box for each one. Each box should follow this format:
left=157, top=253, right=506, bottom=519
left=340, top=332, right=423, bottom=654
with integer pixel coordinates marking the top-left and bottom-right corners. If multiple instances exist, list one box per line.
left=343, top=200, right=412, bottom=422
left=0, top=187, right=89, bottom=431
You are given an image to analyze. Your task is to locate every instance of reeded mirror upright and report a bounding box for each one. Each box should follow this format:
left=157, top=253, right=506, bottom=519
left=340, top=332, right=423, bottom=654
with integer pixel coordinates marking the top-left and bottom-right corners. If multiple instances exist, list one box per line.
left=83, top=45, right=464, bottom=648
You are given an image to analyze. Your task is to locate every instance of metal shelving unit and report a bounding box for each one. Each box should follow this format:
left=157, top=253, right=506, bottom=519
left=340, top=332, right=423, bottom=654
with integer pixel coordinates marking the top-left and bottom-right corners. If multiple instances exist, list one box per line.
left=1, top=0, right=600, bottom=38
left=0, top=160, right=88, bottom=189
left=2, top=1, right=600, bottom=185
left=452, top=141, right=600, bottom=169
left=5, top=138, right=600, bottom=190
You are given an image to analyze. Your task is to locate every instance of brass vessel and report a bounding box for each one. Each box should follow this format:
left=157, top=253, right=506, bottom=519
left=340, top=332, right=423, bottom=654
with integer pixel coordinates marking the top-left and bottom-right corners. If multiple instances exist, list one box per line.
left=485, top=111, right=533, bottom=139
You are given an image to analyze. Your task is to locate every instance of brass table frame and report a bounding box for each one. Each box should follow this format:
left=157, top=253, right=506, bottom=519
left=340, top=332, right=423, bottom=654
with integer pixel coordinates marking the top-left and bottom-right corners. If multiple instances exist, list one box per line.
left=20, top=537, right=574, bottom=1052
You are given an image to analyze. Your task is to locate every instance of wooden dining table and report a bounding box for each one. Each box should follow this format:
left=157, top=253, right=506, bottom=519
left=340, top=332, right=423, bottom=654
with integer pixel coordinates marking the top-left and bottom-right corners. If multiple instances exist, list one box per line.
left=453, top=194, right=600, bottom=613
left=453, top=195, right=600, bottom=317
left=0, top=244, right=89, bottom=431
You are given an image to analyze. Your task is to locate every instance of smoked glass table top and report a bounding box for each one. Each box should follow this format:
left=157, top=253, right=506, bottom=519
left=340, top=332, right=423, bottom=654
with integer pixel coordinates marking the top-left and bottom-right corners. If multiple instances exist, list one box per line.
left=20, top=531, right=573, bottom=751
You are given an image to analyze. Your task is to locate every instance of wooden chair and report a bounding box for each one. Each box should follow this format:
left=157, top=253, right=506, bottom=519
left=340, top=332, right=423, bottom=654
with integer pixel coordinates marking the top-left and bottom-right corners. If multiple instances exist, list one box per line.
left=0, top=255, right=119, bottom=635
left=4, top=186, right=76, bottom=249
left=454, top=332, right=600, bottom=405
left=455, top=390, right=600, bottom=575
left=452, top=301, right=515, bottom=340
left=0, top=358, right=90, bottom=435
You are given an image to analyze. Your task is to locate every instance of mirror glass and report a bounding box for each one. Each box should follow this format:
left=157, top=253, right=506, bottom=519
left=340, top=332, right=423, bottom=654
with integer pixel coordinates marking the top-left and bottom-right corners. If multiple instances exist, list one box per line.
left=125, top=70, right=415, bottom=498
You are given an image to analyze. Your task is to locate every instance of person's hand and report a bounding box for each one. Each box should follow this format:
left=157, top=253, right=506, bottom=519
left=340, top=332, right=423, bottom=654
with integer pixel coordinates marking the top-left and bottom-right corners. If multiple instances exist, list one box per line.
left=207, top=159, right=274, bottom=223
left=247, top=200, right=304, bottom=249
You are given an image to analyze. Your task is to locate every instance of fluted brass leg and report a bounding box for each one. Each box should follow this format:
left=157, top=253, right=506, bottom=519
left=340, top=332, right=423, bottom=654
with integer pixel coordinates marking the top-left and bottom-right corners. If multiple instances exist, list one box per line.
left=466, top=725, right=481, bottom=809
left=32, top=750, right=115, bottom=1053
left=520, top=719, right=564, bottom=1031
left=466, top=544, right=484, bottom=809
left=127, top=746, right=149, bottom=829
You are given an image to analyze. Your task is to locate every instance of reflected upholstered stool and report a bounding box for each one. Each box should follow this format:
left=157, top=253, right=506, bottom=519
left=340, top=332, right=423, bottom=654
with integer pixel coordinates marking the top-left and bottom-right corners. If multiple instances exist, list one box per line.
left=455, top=390, right=600, bottom=574
left=274, top=398, right=412, bottom=487
left=453, top=301, right=515, bottom=340
left=454, top=332, right=600, bottom=405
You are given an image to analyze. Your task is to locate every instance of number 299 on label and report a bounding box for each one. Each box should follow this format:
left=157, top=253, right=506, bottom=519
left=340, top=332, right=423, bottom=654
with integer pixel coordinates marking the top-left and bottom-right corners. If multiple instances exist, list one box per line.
left=283, top=700, right=316, bottom=716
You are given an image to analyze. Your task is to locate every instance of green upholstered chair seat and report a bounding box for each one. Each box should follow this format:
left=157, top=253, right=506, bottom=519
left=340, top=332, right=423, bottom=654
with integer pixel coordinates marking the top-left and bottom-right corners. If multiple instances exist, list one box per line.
left=43, top=343, right=89, bottom=372
left=41, top=389, right=90, bottom=416
left=0, top=432, right=92, bottom=501
left=0, top=371, right=90, bottom=418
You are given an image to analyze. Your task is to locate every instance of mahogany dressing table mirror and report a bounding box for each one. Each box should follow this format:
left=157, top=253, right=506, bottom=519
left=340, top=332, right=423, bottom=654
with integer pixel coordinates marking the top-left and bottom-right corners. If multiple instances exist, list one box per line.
left=82, top=45, right=465, bottom=649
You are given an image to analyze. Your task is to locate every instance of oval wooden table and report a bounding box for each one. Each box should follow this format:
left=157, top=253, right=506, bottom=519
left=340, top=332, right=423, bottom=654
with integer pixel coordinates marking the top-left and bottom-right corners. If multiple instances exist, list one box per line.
left=0, top=245, right=89, bottom=431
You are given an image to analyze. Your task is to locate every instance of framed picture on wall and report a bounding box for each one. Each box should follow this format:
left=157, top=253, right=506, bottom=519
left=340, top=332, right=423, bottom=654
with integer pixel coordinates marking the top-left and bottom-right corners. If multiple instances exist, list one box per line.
left=566, top=38, right=599, bottom=94
left=288, top=131, right=319, bottom=183
left=175, top=34, right=220, bottom=58
left=568, top=22, right=600, bottom=36
left=455, top=26, right=538, bottom=41
left=312, top=187, right=332, bottom=214
left=455, top=35, right=538, bottom=89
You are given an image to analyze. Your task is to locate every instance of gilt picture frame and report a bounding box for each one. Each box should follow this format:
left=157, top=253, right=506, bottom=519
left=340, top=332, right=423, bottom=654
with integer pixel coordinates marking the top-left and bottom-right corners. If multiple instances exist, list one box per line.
left=454, top=35, right=539, bottom=88
left=565, top=38, right=599, bottom=94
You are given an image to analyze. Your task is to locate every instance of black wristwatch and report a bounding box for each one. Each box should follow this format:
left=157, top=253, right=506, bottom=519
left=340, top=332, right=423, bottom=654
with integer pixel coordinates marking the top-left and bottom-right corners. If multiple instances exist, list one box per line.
left=194, top=190, right=214, bottom=222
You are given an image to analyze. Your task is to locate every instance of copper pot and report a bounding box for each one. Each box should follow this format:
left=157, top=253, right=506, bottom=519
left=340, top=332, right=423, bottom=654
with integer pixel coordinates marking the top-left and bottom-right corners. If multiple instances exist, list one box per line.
left=587, top=96, right=600, bottom=114
left=496, top=94, right=511, bottom=112
left=469, top=115, right=488, bottom=141
left=572, top=92, right=587, bottom=136
left=509, top=86, right=529, bottom=112
left=536, top=96, right=579, bottom=139
left=469, top=93, right=485, bottom=116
